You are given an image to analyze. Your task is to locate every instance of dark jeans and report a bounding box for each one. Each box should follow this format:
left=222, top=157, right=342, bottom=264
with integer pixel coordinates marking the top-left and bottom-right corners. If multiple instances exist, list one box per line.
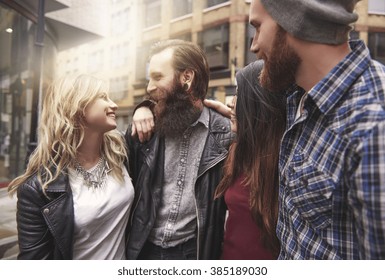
left=138, top=238, right=197, bottom=260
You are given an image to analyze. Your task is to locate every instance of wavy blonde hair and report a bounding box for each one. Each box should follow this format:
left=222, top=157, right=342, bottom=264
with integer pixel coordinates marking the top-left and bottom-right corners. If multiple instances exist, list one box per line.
left=8, top=74, right=127, bottom=196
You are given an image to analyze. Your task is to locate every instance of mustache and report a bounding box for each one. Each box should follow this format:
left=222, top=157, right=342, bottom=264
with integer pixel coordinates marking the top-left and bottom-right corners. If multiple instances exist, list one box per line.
left=148, top=82, right=190, bottom=103
left=151, top=82, right=201, bottom=137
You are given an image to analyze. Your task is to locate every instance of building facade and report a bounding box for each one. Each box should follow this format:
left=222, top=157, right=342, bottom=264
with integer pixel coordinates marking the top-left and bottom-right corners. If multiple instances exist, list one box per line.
left=56, top=0, right=385, bottom=133
left=56, top=0, right=139, bottom=131
left=0, top=0, right=107, bottom=183
left=356, top=0, right=385, bottom=65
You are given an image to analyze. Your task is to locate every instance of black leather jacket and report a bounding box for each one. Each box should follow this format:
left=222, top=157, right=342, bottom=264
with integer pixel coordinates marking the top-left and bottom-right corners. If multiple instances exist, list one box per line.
left=125, top=108, right=233, bottom=259
left=16, top=172, right=74, bottom=259
left=16, top=158, right=130, bottom=259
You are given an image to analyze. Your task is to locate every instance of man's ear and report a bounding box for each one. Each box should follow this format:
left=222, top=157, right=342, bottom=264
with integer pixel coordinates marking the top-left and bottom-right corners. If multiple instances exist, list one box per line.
left=180, top=69, right=195, bottom=90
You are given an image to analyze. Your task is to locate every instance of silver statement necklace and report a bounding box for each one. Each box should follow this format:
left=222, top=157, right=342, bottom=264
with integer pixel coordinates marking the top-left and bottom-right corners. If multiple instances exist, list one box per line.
left=73, top=157, right=111, bottom=189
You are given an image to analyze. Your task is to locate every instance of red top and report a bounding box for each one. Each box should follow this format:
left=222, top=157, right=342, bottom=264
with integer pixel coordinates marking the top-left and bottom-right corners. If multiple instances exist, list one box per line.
left=221, top=175, right=274, bottom=260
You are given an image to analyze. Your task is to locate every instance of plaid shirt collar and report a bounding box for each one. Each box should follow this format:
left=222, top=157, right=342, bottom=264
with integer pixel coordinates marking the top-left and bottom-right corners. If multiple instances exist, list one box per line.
left=308, top=40, right=371, bottom=115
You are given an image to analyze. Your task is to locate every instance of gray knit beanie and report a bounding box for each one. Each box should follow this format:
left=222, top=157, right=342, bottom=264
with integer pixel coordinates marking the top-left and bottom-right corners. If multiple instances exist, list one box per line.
left=260, top=0, right=360, bottom=45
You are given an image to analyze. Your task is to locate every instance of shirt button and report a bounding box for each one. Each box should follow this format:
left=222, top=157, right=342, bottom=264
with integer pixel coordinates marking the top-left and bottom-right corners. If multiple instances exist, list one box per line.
left=43, top=208, right=49, bottom=214
left=221, top=126, right=226, bottom=130
left=177, top=180, right=182, bottom=185
left=180, top=158, right=185, bottom=163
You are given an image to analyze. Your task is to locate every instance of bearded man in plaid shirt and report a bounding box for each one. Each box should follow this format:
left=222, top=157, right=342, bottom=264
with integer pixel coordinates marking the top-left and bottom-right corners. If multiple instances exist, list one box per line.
left=247, top=0, right=385, bottom=259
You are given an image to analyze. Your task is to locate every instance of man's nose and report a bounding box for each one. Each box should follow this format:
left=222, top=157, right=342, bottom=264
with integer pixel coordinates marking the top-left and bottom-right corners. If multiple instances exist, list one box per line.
left=147, top=80, right=156, bottom=93
left=250, top=34, right=259, bottom=53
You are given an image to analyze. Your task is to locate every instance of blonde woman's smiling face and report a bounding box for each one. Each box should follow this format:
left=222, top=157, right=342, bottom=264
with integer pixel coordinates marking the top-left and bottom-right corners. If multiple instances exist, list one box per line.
left=84, top=92, right=118, bottom=133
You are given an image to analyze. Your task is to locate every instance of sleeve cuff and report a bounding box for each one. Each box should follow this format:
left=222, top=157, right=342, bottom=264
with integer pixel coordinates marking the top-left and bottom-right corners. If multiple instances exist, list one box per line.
left=132, top=99, right=156, bottom=116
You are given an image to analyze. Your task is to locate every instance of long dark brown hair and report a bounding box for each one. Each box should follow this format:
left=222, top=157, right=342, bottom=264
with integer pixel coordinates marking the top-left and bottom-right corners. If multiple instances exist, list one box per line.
left=215, top=60, right=286, bottom=257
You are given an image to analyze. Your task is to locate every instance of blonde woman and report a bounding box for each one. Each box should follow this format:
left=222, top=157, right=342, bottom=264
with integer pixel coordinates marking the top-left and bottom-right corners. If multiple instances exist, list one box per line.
left=8, top=75, right=134, bottom=259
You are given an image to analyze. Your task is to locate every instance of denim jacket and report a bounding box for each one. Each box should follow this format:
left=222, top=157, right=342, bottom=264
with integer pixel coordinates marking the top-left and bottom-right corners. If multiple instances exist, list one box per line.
left=125, top=108, right=233, bottom=259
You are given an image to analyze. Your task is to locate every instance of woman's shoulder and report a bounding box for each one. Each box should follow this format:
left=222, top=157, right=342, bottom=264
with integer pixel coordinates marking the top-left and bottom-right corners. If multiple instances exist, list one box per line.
left=17, top=173, right=45, bottom=199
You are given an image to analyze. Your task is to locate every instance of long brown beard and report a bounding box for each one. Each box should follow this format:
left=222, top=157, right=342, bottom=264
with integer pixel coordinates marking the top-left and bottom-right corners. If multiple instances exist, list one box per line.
left=259, top=27, right=301, bottom=93
left=153, top=81, right=202, bottom=138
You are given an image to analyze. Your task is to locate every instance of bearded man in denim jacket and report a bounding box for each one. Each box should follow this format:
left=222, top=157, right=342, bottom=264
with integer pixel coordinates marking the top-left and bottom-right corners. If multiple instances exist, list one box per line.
left=125, top=40, right=233, bottom=260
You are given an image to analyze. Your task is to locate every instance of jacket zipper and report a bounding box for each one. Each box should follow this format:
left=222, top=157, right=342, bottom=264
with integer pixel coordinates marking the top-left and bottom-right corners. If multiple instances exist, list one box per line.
left=197, top=152, right=227, bottom=179
left=126, top=188, right=142, bottom=243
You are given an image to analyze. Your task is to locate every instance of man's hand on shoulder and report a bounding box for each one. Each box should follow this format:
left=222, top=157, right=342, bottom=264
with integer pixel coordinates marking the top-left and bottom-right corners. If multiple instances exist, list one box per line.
left=131, top=106, right=155, bottom=143
left=204, top=99, right=231, bottom=119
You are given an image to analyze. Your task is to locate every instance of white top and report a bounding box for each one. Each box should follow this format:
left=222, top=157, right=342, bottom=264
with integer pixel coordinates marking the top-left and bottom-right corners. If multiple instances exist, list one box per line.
left=68, top=165, right=134, bottom=260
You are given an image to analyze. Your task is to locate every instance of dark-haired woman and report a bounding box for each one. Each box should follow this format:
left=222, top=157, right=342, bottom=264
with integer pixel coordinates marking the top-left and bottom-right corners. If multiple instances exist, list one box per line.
left=209, top=60, right=286, bottom=259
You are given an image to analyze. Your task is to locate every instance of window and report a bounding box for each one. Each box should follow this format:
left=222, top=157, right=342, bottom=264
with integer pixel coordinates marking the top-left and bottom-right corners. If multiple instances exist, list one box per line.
left=368, top=32, right=385, bottom=65
left=245, top=23, right=256, bottom=65
left=0, top=2, right=55, bottom=180
left=136, top=42, right=154, bottom=81
left=368, top=0, right=385, bottom=15
left=110, top=43, right=129, bottom=68
left=207, top=86, right=236, bottom=105
left=173, top=0, right=192, bottom=18
left=134, top=94, right=146, bottom=106
left=111, top=8, right=130, bottom=35
left=144, top=0, right=161, bottom=28
left=198, top=24, right=229, bottom=69
left=66, top=59, right=71, bottom=74
left=170, top=33, right=192, bottom=42
left=110, top=76, right=129, bottom=101
left=206, top=0, right=229, bottom=8
left=349, top=30, right=360, bottom=40
left=88, top=50, right=104, bottom=73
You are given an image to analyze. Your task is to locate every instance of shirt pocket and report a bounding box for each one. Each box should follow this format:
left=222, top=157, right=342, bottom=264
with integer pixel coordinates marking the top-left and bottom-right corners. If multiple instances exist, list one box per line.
left=285, top=152, right=336, bottom=230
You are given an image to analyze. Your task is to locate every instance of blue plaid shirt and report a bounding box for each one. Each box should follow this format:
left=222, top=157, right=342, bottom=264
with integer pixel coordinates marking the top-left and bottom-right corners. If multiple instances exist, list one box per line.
left=277, top=40, right=385, bottom=259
